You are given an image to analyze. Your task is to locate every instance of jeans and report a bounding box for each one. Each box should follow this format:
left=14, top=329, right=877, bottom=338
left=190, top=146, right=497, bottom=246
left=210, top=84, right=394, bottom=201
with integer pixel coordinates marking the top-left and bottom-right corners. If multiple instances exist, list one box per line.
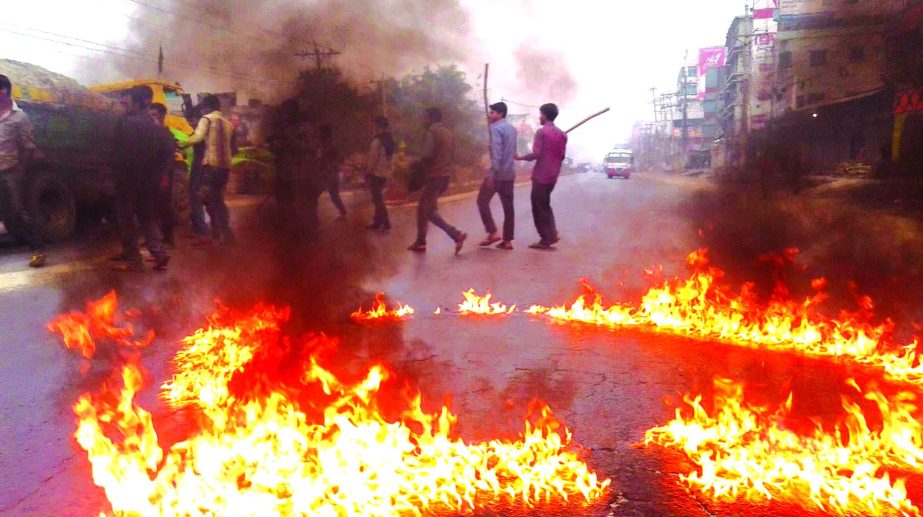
left=0, top=169, right=42, bottom=251
left=202, top=166, right=232, bottom=241
left=115, top=177, right=166, bottom=263
left=416, top=176, right=459, bottom=244
left=530, top=180, right=557, bottom=244
left=327, top=173, right=347, bottom=216
left=367, top=175, right=390, bottom=229
left=189, top=164, right=210, bottom=236
left=477, top=178, right=514, bottom=241
left=158, top=171, right=174, bottom=245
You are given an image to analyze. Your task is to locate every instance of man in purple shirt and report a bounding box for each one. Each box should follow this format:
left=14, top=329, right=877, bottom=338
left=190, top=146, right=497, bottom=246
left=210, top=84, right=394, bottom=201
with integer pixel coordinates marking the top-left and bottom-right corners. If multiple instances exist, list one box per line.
left=515, top=103, right=567, bottom=249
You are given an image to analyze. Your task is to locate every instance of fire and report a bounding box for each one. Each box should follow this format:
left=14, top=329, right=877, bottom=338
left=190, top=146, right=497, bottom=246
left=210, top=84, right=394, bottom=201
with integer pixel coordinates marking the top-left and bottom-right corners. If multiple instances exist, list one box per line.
left=644, top=378, right=923, bottom=515
left=457, top=289, right=517, bottom=315
left=46, top=290, right=153, bottom=358
left=54, top=297, right=610, bottom=515
left=529, top=250, right=923, bottom=387
left=350, top=292, right=415, bottom=323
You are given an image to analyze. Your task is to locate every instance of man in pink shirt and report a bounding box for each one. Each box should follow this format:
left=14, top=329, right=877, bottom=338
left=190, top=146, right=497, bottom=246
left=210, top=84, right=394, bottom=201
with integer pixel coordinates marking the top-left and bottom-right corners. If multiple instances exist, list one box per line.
left=515, top=103, right=567, bottom=249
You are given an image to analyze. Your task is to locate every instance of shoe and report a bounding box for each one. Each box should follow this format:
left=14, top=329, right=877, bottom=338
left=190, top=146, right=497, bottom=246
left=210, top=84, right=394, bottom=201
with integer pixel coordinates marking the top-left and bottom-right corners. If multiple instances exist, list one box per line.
left=479, top=235, right=501, bottom=247
left=112, top=261, right=144, bottom=272
left=529, top=241, right=552, bottom=250
left=336, top=213, right=347, bottom=221
left=28, top=254, right=46, bottom=268
left=454, top=232, right=467, bottom=255
left=109, top=252, right=129, bottom=262
left=366, top=223, right=381, bottom=231
left=153, top=255, right=170, bottom=271
left=379, top=225, right=391, bottom=233
left=496, top=241, right=513, bottom=251
left=407, top=243, right=427, bottom=252
left=549, top=235, right=561, bottom=245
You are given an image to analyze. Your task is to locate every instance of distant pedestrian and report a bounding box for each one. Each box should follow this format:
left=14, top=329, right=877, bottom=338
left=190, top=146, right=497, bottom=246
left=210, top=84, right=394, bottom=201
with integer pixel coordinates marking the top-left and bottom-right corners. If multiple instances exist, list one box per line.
left=0, top=74, right=44, bottom=268
left=317, top=124, right=347, bottom=220
left=515, top=103, right=567, bottom=250
left=267, top=100, right=316, bottom=236
left=180, top=94, right=235, bottom=245
left=111, top=85, right=172, bottom=271
left=408, top=107, right=467, bottom=254
left=187, top=103, right=209, bottom=239
left=365, top=116, right=393, bottom=232
left=149, top=103, right=176, bottom=246
left=478, top=101, right=517, bottom=251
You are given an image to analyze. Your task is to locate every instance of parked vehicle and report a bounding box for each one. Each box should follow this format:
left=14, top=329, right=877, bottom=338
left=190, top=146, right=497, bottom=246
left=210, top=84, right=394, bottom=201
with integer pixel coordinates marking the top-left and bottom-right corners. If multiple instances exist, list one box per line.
left=0, top=59, right=125, bottom=242
left=605, top=150, right=634, bottom=179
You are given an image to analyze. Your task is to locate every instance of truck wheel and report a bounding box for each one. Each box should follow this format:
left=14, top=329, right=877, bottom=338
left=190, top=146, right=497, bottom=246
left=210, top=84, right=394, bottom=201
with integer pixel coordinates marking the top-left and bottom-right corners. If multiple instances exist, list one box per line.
left=28, top=172, right=76, bottom=242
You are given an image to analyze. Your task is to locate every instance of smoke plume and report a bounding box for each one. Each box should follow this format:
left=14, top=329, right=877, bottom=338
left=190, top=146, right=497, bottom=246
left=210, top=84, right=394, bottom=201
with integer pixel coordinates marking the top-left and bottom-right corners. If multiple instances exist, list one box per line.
left=120, top=0, right=473, bottom=99
left=513, top=43, right=578, bottom=105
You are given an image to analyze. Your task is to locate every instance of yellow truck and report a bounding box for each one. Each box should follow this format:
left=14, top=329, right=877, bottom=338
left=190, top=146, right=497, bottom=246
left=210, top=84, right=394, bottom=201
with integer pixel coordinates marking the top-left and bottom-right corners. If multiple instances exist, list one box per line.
left=90, top=79, right=195, bottom=136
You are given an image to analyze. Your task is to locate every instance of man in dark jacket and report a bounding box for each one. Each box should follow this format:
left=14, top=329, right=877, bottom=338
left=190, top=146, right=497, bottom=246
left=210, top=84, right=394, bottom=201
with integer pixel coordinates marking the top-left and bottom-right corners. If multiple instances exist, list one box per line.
left=110, top=85, right=172, bottom=271
left=149, top=103, right=176, bottom=246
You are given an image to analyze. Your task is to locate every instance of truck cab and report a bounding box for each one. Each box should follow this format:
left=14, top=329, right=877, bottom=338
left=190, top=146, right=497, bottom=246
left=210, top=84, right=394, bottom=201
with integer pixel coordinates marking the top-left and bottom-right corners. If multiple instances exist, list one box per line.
left=90, top=79, right=195, bottom=136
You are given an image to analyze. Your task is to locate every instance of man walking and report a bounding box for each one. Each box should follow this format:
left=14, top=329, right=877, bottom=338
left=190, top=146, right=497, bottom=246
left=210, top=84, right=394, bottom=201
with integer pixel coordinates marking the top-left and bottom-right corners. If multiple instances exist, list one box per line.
left=149, top=103, right=177, bottom=246
left=478, top=101, right=517, bottom=251
left=317, top=124, right=347, bottom=220
left=408, top=107, right=467, bottom=254
left=180, top=94, right=235, bottom=245
left=365, top=115, right=393, bottom=232
left=0, top=74, right=44, bottom=268
left=515, top=103, right=567, bottom=250
left=111, top=85, right=172, bottom=271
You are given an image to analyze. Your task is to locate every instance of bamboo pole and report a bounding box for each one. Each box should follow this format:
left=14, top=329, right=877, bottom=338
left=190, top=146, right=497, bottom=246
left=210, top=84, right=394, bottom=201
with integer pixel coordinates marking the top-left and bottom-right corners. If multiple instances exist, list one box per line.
left=564, top=107, right=611, bottom=134
left=483, top=64, right=492, bottom=150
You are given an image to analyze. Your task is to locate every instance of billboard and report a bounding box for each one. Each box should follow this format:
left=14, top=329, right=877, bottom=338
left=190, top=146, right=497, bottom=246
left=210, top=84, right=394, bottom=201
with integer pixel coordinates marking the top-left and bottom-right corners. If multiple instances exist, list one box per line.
left=697, top=46, right=726, bottom=99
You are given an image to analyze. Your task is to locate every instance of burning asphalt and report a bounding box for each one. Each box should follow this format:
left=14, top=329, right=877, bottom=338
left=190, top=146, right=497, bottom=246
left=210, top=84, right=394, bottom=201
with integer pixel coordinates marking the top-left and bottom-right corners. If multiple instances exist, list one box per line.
left=2, top=173, right=923, bottom=516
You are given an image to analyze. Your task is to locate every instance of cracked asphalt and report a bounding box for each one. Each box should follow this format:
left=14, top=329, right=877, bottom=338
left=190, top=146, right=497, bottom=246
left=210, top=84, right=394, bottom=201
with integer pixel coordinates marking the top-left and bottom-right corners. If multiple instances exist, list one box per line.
left=0, top=171, right=898, bottom=516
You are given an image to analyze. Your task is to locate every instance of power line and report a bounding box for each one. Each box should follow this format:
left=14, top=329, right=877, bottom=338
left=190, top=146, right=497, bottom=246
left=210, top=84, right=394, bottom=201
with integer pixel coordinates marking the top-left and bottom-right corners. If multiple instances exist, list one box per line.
left=0, top=25, right=283, bottom=84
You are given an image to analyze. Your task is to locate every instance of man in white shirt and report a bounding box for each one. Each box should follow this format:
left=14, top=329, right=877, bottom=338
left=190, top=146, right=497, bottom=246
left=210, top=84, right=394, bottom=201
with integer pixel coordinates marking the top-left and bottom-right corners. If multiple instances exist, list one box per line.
left=180, top=94, right=235, bottom=244
left=0, top=74, right=44, bottom=268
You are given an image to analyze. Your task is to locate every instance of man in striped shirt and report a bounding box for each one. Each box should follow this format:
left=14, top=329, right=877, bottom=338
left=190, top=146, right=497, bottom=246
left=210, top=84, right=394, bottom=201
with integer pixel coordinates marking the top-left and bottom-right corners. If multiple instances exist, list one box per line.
left=181, top=94, right=235, bottom=244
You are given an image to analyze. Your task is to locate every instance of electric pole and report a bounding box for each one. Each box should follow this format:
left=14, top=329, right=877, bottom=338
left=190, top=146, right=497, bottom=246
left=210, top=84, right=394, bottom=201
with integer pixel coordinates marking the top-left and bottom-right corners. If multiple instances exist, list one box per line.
left=295, top=41, right=342, bottom=70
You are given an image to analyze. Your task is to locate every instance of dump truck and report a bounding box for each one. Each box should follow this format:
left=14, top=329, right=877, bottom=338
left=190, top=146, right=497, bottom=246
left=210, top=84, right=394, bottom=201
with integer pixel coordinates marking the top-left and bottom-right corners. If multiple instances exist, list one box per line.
left=0, top=59, right=124, bottom=242
left=0, top=61, right=195, bottom=242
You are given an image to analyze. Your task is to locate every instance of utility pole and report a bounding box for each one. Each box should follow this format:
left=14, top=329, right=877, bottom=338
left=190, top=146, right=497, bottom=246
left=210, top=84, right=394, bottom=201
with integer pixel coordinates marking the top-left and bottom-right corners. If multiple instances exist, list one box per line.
left=681, top=51, right=690, bottom=167
left=295, top=41, right=342, bottom=70
left=370, top=75, right=389, bottom=117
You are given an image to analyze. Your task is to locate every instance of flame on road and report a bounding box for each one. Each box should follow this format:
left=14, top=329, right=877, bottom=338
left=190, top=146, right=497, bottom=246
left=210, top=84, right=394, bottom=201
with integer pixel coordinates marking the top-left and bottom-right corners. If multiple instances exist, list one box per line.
left=53, top=295, right=610, bottom=516
left=529, top=250, right=923, bottom=387
left=457, top=289, right=517, bottom=315
left=644, top=378, right=923, bottom=515
left=46, top=290, right=153, bottom=358
left=350, top=292, right=415, bottom=323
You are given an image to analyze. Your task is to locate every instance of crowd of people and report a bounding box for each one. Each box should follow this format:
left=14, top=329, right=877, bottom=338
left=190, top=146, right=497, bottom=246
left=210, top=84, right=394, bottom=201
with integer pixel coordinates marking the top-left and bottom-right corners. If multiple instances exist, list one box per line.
left=0, top=69, right=570, bottom=269
left=270, top=100, right=569, bottom=254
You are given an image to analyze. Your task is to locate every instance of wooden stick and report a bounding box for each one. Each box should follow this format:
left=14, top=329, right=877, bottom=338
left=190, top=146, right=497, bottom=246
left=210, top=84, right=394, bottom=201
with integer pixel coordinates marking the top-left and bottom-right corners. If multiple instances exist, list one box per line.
left=565, top=107, right=611, bottom=134
left=483, top=64, right=492, bottom=150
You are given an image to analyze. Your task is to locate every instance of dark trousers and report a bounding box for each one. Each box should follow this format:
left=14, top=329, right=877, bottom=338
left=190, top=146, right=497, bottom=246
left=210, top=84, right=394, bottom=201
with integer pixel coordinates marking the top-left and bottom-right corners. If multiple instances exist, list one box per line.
left=416, top=175, right=459, bottom=244
left=0, top=169, right=42, bottom=251
left=327, top=174, right=347, bottom=216
left=158, top=172, right=174, bottom=245
left=367, top=175, right=390, bottom=228
left=530, top=180, right=557, bottom=244
left=202, top=166, right=232, bottom=241
left=116, top=179, right=166, bottom=263
left=477, top=178, right=514, bottom=241
left=189, top=164, right=210, bottom=236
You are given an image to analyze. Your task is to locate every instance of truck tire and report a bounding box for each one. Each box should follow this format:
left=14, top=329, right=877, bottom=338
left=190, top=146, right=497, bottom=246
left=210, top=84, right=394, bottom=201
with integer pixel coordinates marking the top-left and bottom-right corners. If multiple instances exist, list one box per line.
left=27, top=171, right=76, bottom=242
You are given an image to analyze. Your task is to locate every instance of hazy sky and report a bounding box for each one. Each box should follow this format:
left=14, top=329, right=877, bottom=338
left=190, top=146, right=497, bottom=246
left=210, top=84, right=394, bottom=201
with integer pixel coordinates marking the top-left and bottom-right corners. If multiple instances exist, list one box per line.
left=2, top=0, right=748, bottom=158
